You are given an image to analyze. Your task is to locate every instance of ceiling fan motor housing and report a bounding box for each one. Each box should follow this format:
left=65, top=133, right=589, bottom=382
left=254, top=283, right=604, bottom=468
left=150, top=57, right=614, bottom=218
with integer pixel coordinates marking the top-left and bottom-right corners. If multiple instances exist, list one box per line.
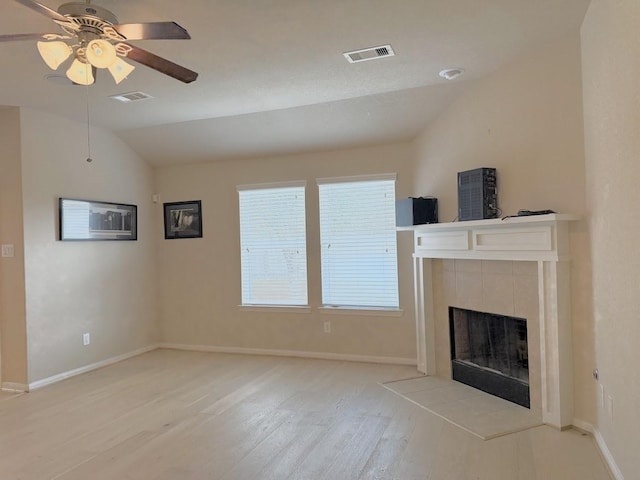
left=57, top=2, right=119, bottom=25
left=56, top=2, right=122, bottom=41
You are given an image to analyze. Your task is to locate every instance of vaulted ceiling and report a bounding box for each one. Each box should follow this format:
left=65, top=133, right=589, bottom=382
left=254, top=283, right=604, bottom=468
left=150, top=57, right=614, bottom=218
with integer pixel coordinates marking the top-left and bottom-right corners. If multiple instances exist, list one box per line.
left=0, top=0, right=590, bottom=166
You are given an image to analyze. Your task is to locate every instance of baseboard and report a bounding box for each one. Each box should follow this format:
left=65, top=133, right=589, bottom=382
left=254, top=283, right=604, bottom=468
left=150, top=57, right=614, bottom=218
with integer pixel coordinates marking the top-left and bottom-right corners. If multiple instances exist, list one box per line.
left=28, top=344, right=159, bottom=391
left=572, top=418, right=624, bottom=480
left=11, top=343, right=415, bottom=392
left=1, top=382, right=29, bottom=393
left=159, top=343, right=416, bottom=366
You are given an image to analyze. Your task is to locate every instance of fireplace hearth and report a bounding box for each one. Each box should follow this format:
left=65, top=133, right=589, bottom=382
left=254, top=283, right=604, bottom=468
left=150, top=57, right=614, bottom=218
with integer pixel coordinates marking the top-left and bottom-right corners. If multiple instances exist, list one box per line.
left=449, top=307, right=530, bottom=408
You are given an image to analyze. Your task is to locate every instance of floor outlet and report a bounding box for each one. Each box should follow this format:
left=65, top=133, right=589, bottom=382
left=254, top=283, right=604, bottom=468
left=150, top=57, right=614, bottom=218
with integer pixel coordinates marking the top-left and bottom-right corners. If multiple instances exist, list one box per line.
left=324, top=321, right=331, bottom=334
left=83, top=333, right=91, bottom=346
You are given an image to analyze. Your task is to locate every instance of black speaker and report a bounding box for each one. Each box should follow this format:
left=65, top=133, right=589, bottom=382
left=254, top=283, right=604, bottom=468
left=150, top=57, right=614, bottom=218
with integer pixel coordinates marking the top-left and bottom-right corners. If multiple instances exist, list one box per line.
left=396, top=197, right=438, bottom=226
left=457, top=167, right=498, bottom=221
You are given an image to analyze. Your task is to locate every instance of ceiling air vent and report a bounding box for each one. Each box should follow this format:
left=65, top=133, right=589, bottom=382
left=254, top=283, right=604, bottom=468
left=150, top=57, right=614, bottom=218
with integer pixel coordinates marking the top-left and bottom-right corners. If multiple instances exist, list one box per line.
left=343, top=44, right=395, bottom=64
left=109, top=91, right=154, bottom=103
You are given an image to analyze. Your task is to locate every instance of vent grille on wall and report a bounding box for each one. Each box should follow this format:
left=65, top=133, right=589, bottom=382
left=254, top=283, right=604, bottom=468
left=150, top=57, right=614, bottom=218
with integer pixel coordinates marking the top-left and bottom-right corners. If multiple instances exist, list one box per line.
left=109, top=91, right=154, bottom=103
left=343, top=44, right=395, bottom=63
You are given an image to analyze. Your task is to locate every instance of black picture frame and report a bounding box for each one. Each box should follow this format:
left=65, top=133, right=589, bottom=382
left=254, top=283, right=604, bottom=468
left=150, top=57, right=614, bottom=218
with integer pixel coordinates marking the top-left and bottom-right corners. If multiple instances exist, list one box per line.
left=59, top=198, right=137, bottom=241
left=163, top=200, right=203, bottom=239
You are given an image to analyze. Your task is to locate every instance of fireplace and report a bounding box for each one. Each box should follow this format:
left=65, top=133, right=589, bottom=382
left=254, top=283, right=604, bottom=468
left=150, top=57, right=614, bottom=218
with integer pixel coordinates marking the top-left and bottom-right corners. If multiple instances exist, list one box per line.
left=449, top=307, right=530, bottom=408
left=403, top=214, right=578, bottom=428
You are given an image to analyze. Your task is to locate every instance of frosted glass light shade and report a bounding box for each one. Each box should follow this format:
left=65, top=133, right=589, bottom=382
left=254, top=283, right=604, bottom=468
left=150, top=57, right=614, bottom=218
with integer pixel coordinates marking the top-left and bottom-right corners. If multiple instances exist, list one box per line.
left=108, top=58, right=135, bottom=84
left=37, top=41, right=72, bottom=70
left=66, top=59, right=95, bottom=85
left=86, top=39, right=117, bottom=69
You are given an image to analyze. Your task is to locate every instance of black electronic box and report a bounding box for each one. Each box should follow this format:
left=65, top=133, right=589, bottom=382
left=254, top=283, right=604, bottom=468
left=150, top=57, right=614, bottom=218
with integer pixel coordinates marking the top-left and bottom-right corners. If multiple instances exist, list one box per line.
left=457, top=167, right=498, bottom=221
left=396, top=197, right=438, bottom=226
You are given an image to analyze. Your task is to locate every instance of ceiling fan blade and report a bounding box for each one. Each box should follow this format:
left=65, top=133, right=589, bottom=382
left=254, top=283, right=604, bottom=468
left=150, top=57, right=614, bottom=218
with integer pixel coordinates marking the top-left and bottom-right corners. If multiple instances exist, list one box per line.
left=0, top=32, right=48, bottom=42
left=112, top=22, right=191, bottom=40
left=121, top=43, right=198, bottom=83
left=13, top=0, right=69, bottom=23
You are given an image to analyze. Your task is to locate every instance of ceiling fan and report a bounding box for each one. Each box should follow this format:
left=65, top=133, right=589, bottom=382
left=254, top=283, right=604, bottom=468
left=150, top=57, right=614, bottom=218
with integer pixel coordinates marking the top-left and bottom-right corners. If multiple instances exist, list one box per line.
left=0, top=0, right=198, bottom=85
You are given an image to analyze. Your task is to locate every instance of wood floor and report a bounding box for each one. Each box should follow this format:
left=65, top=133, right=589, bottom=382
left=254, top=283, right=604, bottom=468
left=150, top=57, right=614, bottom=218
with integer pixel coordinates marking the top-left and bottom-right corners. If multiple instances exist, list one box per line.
left=0, top=349, right=612, bottom=480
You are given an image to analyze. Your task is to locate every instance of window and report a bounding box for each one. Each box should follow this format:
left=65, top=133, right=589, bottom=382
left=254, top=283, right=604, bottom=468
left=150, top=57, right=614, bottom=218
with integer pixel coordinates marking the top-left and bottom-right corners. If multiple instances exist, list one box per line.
left=317, top=174, right=399, bottom=309
left=238, top=182, right=308, bottom=306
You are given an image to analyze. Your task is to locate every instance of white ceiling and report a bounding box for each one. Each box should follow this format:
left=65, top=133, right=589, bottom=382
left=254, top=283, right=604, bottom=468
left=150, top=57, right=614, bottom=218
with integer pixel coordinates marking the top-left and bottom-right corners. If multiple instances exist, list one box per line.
left=0, top=0, right=590, bottom=166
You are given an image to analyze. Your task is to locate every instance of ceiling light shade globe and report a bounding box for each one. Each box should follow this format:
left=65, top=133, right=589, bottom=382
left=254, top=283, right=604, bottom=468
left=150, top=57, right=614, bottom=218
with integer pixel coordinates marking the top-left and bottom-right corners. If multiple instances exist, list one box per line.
left=86, top=39, right=117, bottom=69
left=66, top=58, right=95, bottom=85
left=37, top=41, right=72, bottom=70
left=108, top=58, right=135, bottom=84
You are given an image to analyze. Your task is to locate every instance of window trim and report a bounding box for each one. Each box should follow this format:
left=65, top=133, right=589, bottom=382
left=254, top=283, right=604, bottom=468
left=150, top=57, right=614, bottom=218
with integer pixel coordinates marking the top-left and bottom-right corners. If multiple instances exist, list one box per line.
left=237, top=180, right=307, bottom=191
left=238, top=305, right=312, bottom=314
left=317, top=306, right=404, bottom=317
left=316, top=173, right=396, bottom=186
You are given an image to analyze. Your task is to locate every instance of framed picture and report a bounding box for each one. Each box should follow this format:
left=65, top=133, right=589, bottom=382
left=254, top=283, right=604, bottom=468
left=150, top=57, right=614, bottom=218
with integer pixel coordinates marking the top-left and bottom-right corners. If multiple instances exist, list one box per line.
left=59, top=198, right=137, bottom=241
left=163, top=200, right=203, bottom=239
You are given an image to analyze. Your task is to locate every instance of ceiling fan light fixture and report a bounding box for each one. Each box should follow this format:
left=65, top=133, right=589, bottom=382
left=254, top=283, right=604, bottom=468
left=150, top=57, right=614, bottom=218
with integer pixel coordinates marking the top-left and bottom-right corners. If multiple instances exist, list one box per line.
left=108, top=58, right=135, bottom=84
left=37, top=41, right=72, bottom=70
left=7, top=1, right=197, bottom=84
left=66, top=58, right=95, bottom=85
left=86, top=39, right=117, bottom=69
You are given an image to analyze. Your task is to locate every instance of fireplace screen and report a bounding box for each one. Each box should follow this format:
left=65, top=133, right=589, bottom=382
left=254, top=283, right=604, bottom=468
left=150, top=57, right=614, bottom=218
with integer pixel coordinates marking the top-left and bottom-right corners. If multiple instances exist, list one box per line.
left=449, top=307, right=529, bottom=407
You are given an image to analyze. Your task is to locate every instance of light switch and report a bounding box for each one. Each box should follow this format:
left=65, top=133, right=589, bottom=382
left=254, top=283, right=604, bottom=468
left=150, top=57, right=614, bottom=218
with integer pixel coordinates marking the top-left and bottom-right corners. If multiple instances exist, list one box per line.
left=1, top=244, right=14, bottom=258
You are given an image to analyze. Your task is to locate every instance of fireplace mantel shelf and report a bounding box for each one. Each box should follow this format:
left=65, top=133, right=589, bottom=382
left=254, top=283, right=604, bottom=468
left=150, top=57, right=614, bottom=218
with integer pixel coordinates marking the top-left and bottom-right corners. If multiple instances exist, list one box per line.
left=398, top=213, right=580, bottom=262
left=400, top=213, right=580, bottom=429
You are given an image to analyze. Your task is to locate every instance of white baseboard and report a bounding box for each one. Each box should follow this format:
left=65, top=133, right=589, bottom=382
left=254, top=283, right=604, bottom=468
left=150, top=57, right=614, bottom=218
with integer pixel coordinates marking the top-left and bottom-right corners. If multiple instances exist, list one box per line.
left=573, top=418, right=623, bottom=480
left=28, top=344, right=159, bottom=391
left=159, top=343, right=417, bottom=366
left=1, top=382, right=29, bottom=393
left=11, top=343, right=415, bottom=392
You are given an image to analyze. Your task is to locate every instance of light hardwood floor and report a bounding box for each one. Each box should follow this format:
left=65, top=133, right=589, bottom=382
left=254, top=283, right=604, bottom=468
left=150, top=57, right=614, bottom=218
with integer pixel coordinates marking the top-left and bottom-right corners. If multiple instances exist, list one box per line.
left=0, top=349, right=612, bottom=480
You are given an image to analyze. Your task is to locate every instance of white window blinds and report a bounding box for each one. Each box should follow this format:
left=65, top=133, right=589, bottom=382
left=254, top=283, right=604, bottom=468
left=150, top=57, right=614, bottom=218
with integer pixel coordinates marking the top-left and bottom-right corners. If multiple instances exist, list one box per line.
left=317, top=175, right=399, bottom=309
left=238, top=183, right=308, bottom=306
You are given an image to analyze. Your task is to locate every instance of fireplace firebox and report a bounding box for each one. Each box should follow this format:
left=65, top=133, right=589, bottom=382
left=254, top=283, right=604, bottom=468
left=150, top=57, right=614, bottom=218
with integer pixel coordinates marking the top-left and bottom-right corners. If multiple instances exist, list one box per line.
left=449, top=307, right=530, bottom=408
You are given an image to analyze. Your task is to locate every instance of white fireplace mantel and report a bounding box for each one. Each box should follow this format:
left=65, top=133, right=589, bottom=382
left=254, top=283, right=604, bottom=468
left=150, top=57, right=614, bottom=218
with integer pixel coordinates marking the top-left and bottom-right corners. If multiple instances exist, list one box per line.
left=399, top=214, right=580, bottom=429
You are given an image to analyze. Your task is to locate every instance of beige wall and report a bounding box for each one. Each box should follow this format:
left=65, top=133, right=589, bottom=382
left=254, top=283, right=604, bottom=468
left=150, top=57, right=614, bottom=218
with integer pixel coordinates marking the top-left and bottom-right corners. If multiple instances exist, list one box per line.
left=18, top=108, right=159, bottom=383
left=411, top=34, right=596, bottom=423
left=0, top=107, right=28, bottom=387
left=582, top=0, right=640, bottom=476
left=155, top=143, right=417, bottom=361
left=412, top=34, right=586, bottom=221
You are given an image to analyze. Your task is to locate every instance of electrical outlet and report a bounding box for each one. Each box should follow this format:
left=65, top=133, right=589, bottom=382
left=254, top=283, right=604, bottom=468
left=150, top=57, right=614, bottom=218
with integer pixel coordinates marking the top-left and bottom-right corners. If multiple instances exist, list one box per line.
left=82, top=333, right=91, bottom=346
left=323, top=321, right=331, bottom=334
left=607, top=395, right=614, bottom=420
left=1, top=244, right=14, bottom=258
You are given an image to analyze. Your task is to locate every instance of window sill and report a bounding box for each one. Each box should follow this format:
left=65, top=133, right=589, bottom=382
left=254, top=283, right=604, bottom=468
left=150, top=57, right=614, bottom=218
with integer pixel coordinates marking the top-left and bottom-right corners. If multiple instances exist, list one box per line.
left=238, top=305, right=312, bottom=314
left=318, top=306, right=404, bottom=317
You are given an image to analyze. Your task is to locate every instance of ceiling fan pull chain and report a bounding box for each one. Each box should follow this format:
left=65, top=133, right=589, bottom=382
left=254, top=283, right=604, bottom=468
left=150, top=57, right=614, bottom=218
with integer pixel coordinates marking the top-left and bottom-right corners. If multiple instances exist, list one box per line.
left=85, top=83, right=92, bottom=163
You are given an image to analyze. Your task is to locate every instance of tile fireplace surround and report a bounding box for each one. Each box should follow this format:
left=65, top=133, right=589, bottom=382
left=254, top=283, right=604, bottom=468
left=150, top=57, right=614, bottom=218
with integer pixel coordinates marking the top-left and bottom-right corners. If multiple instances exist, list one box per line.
left=398, top=214, right=580, bottom=430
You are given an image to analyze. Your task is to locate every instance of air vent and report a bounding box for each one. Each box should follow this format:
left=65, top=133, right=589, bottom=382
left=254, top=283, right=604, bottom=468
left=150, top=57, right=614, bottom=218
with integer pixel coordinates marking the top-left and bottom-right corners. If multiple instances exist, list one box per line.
left=109, top=91, right=154, bottom=103
left=343, top=44, right=395, bottom=63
